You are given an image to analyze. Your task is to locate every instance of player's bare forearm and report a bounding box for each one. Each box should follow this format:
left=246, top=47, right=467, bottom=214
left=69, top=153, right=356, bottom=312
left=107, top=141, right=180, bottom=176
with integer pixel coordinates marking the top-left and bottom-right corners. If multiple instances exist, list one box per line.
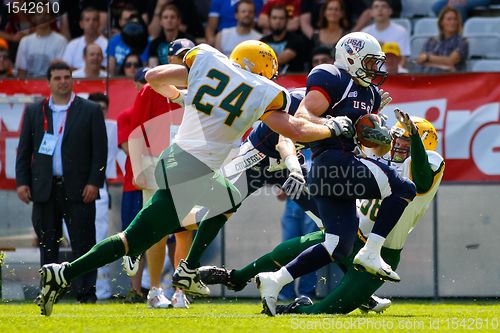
left=294, top=90, right=330, bottom=124
left=276, top=135, right=297, bottom=161
left=263, top=111, right=330, bottom=142
left=145, top=65, right=187, bottom=98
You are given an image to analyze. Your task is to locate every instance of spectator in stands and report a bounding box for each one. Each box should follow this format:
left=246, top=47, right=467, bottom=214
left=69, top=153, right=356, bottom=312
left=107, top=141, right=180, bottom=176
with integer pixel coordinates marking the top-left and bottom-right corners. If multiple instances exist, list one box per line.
left=15, top=9, right=67, bottom=78
left=167, top=38, right=195, bottom=65
left=148, top=4, right=196, bottom=67
left=215, top=0, right=262, bottom=56
left=72, top=44, right=107, bottom=79
left=108, top=14, right=150, bottom=75
left=111, top=4, right=140, bottom=37
left=432, top=0, right=490, bottom=22
left=299, top=0, right=324, bottom=40
left=87, top=92, right=118, bottom=300
left=382, top=41, right=408, bottom=74
left=0, top=0, right=32, bottom=51
left=16, top=62, right=107, bottom=303
left=362, top=0, right=411, bottom=62
left=62, top=7, right=108, bottom=70
left=116, top=70, right=149, bottom=304
left=205, top=0, right=264, bottom=46
left=309, top=0, right=348, bottom=54
left=258, top=0, right=301, bottom=34
left=260, top=5, right=305, bottom=74
left=416, top=7, right=468, bottom=73
left=59, top=0, right=108, bottom=40
left=148, top=0, right=204, bottom=39
left=0, top=39, right=14, bottom=78
left=311, top=45, right=334, bottom=68
left=119, top=53, right=143, bottom=78
left=347, top=0, right=402, bottom=32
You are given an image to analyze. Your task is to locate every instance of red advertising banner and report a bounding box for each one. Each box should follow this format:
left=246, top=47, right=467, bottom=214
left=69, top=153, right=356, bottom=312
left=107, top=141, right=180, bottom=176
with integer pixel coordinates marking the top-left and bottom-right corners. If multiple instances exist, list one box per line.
left=1, top=73, right=499, bottom=189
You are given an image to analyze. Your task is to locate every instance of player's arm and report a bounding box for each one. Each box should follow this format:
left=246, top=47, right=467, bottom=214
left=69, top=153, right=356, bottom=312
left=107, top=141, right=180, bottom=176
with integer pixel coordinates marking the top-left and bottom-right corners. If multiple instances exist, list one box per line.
left=396, top=110, right=436, bottom=194
left=276, top=135, right=306, bottom=199
left=409, top=132, right=435, bottom=193
left=294, top=90, right=330, bottom=124
left=276, top=135, right=300, bottom=172
left=262, top=109, right=331, bottom=142
left=145, top=65, right=186, bottom=99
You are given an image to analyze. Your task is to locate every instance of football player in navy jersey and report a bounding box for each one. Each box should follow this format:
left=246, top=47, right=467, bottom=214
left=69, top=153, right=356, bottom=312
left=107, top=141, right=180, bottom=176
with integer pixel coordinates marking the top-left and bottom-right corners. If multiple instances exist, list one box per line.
left=256, top=32, right=417, bottom=316
left=172, top=88, right=321, bottom=295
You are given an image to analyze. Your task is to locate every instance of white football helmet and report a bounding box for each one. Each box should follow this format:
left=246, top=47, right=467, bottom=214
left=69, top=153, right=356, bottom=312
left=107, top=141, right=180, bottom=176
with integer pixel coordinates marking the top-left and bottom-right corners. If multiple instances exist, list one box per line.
left=334, top=32, right=387, bottom=87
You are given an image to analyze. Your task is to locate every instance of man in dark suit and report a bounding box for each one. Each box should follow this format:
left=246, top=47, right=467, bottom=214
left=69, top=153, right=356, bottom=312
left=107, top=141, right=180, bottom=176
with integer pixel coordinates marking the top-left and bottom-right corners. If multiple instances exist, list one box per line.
left=15, top=62, right=108, bottom=303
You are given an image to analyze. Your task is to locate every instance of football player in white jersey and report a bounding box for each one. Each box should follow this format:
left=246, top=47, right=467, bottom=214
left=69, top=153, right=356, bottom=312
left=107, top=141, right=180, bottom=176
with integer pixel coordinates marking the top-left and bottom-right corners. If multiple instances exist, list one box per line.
left=199, top=109, right=445, bottom=315
left=35, top=40, right=355, bottom=316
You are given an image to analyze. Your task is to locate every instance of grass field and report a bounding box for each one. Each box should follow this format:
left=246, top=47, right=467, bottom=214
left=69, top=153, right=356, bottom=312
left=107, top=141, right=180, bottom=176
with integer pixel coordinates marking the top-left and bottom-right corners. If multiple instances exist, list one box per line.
left=0, top=299, right=499, bottom=333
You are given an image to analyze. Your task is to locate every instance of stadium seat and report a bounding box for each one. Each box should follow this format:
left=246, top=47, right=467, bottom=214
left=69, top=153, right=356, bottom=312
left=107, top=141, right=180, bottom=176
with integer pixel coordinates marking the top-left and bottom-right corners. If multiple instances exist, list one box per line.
left=469, top=60, right=500, bottom=72
left=392, top=18, right=412, bottom=34
left=463, top=17, right=500, bottom=35
left=401, top=0, right=435, bottom=18
left=464, top=33, right=500, bottom=59
left=410, top=34, right=433, bottom=58
left=414, top=18, right=438, bottom=36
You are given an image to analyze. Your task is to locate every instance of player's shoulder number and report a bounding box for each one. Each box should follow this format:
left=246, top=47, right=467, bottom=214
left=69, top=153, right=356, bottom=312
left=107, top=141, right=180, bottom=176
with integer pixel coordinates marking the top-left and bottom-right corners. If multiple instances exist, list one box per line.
left=192, top=68, right=253, bottom=127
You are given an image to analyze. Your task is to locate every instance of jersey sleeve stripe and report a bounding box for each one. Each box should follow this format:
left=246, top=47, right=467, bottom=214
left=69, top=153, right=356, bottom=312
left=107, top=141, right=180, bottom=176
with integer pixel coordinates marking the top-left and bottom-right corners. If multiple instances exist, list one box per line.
left=309, top=86, right=332, bottom=104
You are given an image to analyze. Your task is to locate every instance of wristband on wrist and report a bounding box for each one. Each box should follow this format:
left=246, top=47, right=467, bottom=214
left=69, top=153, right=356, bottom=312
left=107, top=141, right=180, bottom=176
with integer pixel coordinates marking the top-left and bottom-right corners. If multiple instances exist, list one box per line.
left=170, top=90, right=184, bottom=105
left=284, top=155, right=302, bottom=174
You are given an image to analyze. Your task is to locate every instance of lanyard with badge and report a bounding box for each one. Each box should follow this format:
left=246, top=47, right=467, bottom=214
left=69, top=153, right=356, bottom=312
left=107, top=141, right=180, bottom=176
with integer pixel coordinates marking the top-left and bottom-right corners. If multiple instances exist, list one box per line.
left=38, top=98, right=70, bottom=156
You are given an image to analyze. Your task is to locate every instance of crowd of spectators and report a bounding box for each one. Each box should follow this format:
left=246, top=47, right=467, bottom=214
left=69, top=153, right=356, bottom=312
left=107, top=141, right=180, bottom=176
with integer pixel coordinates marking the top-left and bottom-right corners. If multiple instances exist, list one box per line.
left=0, top=0, right=499, bottom=78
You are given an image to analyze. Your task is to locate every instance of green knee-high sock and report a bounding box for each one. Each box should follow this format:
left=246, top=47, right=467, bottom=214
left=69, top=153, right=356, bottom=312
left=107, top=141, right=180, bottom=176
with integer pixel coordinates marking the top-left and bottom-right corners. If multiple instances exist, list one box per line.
left=185, top=214, right=228, bottom=269
left=231, top=230, right=325, bottom=284
left=65, top=234, right=125, bottom=281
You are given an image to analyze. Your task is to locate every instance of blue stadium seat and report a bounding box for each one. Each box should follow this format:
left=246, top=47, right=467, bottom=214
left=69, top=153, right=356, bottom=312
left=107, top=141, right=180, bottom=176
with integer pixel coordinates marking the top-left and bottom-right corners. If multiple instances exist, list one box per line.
left=469, top=59, right=500, bottom=72
left=464, top=17, right=500, bottom=35
left=410, top=34, right=433, bottom=58
left=464, top=33, right=500, bottom=59
left=414, top=18, right=438, bottom=36
left=401, top=0, right=436, bottom=18
left=392, top=18, right=412, bottom=34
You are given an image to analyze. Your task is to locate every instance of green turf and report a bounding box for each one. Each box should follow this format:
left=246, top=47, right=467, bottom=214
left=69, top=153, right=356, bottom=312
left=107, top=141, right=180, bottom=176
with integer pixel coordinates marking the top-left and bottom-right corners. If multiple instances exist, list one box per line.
left=0, top=299, right=499, bottom=333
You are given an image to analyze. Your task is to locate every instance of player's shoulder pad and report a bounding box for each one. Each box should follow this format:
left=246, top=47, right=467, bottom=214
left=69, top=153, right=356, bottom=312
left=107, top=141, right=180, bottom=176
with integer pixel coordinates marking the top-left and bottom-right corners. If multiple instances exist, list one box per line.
left=289, top=87, right=306, bottom=100
left=183, top=43, right=225, bottom=69
left=306, top=64, right=350, bottom=101
left=426, top=150, right=444, bottom=172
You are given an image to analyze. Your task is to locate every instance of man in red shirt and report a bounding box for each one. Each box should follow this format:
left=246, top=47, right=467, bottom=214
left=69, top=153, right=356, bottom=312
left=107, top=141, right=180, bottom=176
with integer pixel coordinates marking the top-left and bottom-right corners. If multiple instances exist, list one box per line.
left=258, top=0, right=301, bottom=33
left=125, top=39, right=195, bottom=309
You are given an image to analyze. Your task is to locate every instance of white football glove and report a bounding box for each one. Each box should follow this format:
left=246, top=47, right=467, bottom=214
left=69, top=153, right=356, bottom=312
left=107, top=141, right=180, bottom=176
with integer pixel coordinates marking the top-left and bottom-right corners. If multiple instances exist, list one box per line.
left=282, top=170, right=307, bottom=200
left=324, top=115, right=354, bottom=138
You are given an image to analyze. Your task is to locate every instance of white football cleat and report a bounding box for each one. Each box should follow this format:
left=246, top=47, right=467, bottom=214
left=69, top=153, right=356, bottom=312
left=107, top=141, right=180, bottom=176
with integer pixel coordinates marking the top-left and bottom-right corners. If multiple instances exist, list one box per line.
left=172, top=260, right=210, bottom=297
left=147, top=287, right=172, bottom=309
left=353, top=248, right=400, bottom=282
left=35, top=263, right=70, bottom=316
left=122, top=255, right=141, bottom=277
left=172, top=289, right=190, bottom=309
left=359, top=295, right=392, bottom=313
left=256, top=272, right=284, bottom=316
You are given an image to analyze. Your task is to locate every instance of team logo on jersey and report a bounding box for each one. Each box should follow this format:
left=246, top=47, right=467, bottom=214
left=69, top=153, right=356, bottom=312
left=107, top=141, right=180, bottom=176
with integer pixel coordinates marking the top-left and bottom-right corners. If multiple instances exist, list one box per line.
left=348, top=91, right=358, bottom=98
left=343, top=38, right=365, bottom=55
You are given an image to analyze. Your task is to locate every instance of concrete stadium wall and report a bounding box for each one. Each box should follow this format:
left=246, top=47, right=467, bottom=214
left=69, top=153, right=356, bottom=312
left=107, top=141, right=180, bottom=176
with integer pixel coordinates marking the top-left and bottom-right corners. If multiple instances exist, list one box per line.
left=1, top=185, right=499, bottom=299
